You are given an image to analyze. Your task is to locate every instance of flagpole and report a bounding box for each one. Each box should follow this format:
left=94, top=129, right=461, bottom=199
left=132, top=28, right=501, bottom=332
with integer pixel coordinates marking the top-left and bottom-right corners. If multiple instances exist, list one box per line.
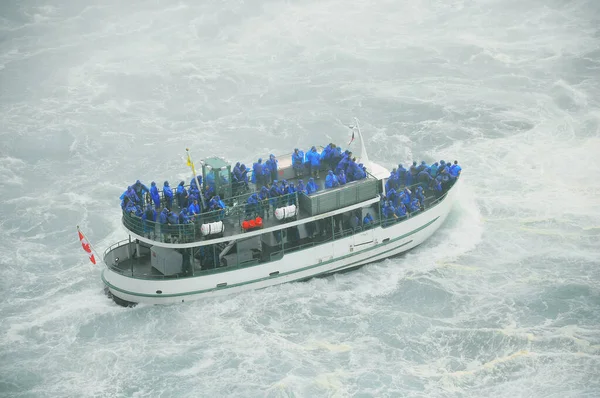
left=186, top=148, right=207, bottom=210
left=353, top=117, right=370, bottom=168
left=77, top=225, right=102, bottom=266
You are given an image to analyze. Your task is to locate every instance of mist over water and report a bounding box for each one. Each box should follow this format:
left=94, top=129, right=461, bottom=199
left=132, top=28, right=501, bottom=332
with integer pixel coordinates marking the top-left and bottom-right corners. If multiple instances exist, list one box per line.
left=1, top=0, right=599, bottom=396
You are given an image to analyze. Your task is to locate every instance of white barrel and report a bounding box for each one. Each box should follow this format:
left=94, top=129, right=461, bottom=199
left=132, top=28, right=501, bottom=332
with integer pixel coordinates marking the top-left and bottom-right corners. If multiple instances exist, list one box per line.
left=201, top=221, right=224, bottom=236
left=274, top=204, right=297, bottom=220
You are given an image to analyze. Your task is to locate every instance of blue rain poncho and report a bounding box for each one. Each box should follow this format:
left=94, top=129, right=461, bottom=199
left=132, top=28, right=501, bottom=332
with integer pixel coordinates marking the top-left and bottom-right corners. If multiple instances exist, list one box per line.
left=325, top=170, right=339, bottom=188
left=178, top=208, right=190, bottom=224
left=296, top=180, right=307, bottom=195
left=252, top=159, right=262, bottom=183
left=409, top=198, right=420, bottom=213
left=163, top=181, right=173, bottom=208
left=292, top=149, right=304, bottom=170
left=395, top=203, right=407, bottom=218
left=150, top=182, right=160, bottom=209
left=429, top=162, right=439, bottom=178
left=159, top=208, right=169, bottom=224
left=133, top=180, right=149, bottom=198
left=306, top=178, right=318, bottom=195
left=188, top=201, right=200, bottom=215
left=449, top=162, right=462, bottom=177
left=337, top=170, right=346, bottom=185
left=167, top=211, right=178, bottom=224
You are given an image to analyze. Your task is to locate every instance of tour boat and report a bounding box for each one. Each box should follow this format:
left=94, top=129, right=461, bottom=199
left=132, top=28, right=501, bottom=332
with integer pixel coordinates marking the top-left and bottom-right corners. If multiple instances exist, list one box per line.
left=101, top=121, right=461, bottom=306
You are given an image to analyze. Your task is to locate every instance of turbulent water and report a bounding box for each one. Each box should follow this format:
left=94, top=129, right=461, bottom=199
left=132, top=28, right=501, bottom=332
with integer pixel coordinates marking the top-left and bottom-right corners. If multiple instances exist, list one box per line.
left=1, top=0, right=600, bottom=396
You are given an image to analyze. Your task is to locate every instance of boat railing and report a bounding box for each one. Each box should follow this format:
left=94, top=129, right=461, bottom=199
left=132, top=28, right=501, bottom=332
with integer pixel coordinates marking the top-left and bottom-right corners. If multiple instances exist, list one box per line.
left=121, top=191, right=300, bottom=244
left=103, top=239, right=131, bottom=258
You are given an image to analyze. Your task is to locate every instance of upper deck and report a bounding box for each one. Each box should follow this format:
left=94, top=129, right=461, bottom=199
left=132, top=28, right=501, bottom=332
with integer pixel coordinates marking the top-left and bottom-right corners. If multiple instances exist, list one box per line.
left=122, top=157, right=382, bottom=247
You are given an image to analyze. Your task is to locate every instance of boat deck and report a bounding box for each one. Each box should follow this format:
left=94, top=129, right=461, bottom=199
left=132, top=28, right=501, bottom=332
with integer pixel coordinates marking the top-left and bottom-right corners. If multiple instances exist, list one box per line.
left=125, top=162, right=381, bottom=245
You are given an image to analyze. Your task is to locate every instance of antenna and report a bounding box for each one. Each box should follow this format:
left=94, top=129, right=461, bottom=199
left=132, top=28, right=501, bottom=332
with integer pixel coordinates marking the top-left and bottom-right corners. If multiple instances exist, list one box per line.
left=353, top=117, right=370, bottom=168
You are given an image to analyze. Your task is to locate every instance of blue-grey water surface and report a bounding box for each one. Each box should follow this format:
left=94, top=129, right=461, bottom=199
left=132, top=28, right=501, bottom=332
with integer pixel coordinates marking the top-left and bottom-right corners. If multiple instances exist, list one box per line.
left=1, top=0, right=600, bottom=397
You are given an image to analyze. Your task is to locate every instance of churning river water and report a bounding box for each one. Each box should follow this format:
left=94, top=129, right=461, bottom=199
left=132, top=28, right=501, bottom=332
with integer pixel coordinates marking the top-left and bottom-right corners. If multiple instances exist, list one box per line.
left=1, top=0, right=599, bottom=397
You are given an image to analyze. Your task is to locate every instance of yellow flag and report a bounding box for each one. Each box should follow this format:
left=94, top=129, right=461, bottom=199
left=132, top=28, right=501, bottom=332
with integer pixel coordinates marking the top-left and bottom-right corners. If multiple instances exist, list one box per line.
left=186, top=153, right=192, bottom=167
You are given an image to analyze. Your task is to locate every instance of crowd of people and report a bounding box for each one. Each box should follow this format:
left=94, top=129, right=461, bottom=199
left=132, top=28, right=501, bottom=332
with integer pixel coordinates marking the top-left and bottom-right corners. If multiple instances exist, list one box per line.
left=380, top=159, right=462, bottom=222
left=251, top=144, right=369, bottom=188
left=118, top=142, right=461, bottom=231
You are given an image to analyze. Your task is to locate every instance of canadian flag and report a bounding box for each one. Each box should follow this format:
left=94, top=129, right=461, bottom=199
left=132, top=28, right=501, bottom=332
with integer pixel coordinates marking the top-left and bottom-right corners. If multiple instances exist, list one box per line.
left=78, top=229, right=96, bottom=264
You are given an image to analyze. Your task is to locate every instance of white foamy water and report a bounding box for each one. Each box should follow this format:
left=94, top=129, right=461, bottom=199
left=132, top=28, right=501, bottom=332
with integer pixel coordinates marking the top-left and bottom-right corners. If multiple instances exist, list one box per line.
left=1, top=0, right=599, bottom=396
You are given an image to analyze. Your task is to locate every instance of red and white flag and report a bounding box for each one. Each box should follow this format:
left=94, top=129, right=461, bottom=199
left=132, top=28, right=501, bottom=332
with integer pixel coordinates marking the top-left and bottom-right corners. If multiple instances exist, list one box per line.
left=78, top=228, right=96, bottom=264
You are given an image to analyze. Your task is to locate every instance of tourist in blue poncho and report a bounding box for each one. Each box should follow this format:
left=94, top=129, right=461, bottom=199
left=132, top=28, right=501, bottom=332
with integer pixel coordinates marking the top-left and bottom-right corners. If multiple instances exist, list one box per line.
left=337, top=169, right=346, bottom=185
left=363, top=212, right=374, bottom=228
left=396, top=203, right=407, bottom=219
left=132, top=180, right=149, bottom=200
left=176, top=181, right=188, bottom=208
left=163, top=181, right=173, bottom=209
left=252, top=158, right=262, bottom=185
left=150, top=181, right=160, bottom=209
left=306, top=177, right=319, bottom=195
left=325, top=170, right=339, bottom=188
left=292, top=148, right=304, bottom=178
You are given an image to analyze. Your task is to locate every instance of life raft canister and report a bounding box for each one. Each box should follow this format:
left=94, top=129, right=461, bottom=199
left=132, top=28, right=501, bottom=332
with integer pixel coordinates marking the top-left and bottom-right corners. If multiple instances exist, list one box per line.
left=201, top=221, right=224, bottom=236
left=274, top=204, right=297, bottom=220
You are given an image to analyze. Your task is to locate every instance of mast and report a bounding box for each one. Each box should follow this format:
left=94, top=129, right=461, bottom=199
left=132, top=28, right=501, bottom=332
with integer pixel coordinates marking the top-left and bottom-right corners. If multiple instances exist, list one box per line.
left=186, top=148, right=207, bottom=209
left=353, top=117, right=370, bottom=168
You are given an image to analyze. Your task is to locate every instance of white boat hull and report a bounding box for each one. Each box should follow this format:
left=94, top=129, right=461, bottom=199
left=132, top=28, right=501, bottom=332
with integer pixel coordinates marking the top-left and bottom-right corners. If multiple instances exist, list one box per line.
left=102, top=181, right=459, bottom=305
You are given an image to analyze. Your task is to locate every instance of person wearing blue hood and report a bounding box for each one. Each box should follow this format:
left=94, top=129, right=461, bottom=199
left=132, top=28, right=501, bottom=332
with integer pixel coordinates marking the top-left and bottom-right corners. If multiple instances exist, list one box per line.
left=337, top=169, right=347, bottom=185
left=261, top=161, right=271, bottom=186
left=245, top=193, right=259, bottom=218
left=142, top=206, right=157, bottom=237
left=382, top=201, right=398, bottom=225
left=296, top=179, right=307, bottom=195
left=396, top=165, right=407, bottom=186
left=269, top=180, right=282, bottom=208
left=429, top=162, right=439, bottom=178
left=433, top=178, right=443, bottom=199
left=132, top=180, right=149, bottom=202
left=167, top=209, right=179, bottom=224
left=120, top=186, right=136, bottom=208
left=163, top=181, right=173, bottom=209
left=188, top=199, right=200, bottom=218
left=386, top=188, right=398, bottom=208
left=395, top=203, right=408, bottom=220
left=417, top=169, right=432, bottom=188
left=325, top=170, right=339, bottom=189
left=150, top=181, right=161, bottom=209
left=292, top=148, right=304, bottom=178
left=363, top=212, right=374, bottom=228
left=306, top=146, right=321, bottom=179
left=409, top=198, right=421, bottom=214
left=252, top=158, right=263, bottom=186
left=124, top=200, right=137, bottom=215
left=306, top=177, right=319, bottom=195
left=158, top=207, right=169, bottom=241
left=415, top=186, right=425, bottom=208
left=287, top=182, right=297, bottom=205
left=266, top=154, right=278, bottom=183
left=438, top=160, right=447, bottom=175
left=178, top=208, right=190, bottom=224
left=176, top=181, right=188, bottom=209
